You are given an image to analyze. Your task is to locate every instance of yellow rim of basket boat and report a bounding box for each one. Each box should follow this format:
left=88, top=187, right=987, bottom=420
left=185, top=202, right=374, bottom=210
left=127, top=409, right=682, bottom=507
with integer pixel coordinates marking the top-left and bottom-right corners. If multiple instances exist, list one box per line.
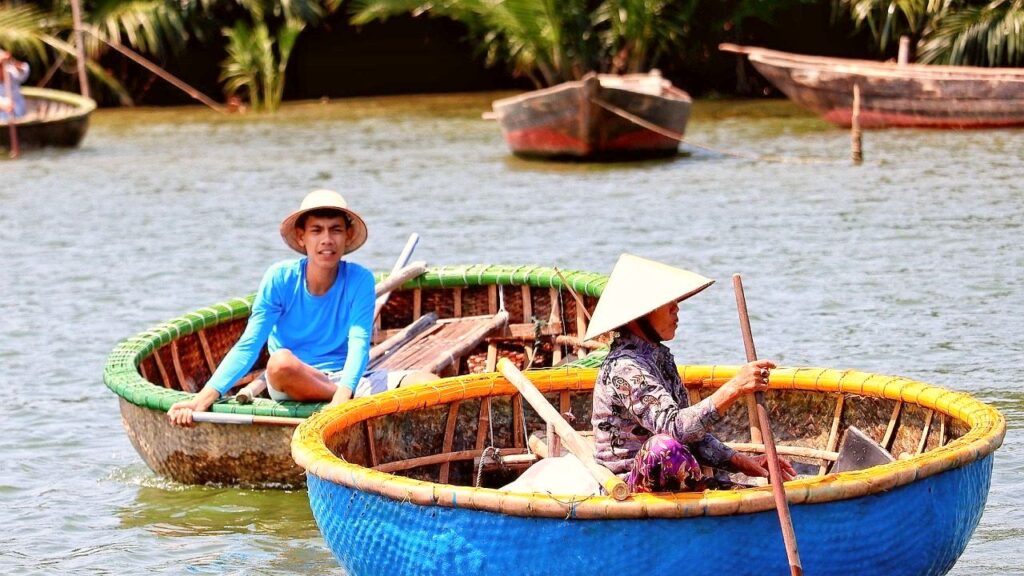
left=292, top=366, right=1005, bottom=520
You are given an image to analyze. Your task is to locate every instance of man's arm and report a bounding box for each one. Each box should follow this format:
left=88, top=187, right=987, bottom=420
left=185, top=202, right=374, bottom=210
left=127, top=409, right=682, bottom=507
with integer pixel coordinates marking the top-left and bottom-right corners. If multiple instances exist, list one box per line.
left=328, top=267, right=375, bottom=406
left=167, top=266, right=283, bottom=425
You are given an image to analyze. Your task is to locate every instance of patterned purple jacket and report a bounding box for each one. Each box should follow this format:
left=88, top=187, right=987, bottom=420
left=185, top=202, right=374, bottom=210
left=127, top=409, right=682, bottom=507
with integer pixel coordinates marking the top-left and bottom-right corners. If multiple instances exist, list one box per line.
left=592, top=331, right=736, bottom=475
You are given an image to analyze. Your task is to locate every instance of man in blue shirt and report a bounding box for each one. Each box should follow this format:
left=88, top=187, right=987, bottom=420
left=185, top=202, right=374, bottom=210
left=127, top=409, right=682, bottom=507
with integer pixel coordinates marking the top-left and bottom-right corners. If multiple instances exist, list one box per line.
left=168, top=190, right=436, bottom=426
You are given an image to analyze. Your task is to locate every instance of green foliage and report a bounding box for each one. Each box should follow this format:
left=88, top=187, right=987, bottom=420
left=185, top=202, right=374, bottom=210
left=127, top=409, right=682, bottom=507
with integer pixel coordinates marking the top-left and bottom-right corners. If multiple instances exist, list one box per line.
left=220, top=16, right=303, bottom=111
left=918, top=0, right=1024, bottom=65
left=350, top=0, right=700, bottom=86
left=86, top=0, right=188, bottom=56
left=0, top=3, right=54, bottom=63
left=835, top=0, right=1024, bottom=65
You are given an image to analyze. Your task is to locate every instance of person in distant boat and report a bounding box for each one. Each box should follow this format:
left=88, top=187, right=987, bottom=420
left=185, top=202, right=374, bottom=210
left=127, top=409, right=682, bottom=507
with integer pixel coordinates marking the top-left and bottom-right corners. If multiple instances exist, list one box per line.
left=588, top=254, right=795, bottom=493
left=0, top=51, right=30, bottom=121
left=168, top=189, right=438, bottom=426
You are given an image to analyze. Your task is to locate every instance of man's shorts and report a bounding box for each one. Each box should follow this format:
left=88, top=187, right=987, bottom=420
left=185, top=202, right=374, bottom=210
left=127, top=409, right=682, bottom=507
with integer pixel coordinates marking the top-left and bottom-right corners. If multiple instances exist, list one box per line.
left=266, top=368, right=412, bottom=402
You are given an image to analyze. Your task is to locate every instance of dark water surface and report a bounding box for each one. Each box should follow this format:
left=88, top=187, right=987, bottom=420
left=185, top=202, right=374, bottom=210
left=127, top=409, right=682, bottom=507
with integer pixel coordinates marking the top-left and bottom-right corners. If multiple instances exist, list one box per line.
left=1, top=93, right=1021, bottom=575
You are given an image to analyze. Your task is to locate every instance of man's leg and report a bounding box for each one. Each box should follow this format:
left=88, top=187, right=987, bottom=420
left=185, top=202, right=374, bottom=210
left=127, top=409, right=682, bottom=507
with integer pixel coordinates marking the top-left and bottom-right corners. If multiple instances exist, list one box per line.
left=264, top=349, right=336, bottom=402
left=396, top=370, right=439, bottom=387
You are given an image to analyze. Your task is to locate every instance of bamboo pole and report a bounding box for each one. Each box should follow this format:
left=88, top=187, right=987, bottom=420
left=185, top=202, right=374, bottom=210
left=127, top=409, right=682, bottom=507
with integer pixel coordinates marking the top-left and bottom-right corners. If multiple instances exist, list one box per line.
left=87, top=32, right=227, bottom=113
left=733, top=274, right=802, bottom=576
left=68, top=0, right=90, bottom=99
left=2, top=62, right=19, bottom=159
left=497, top=358, right=629, bottom=501
left=374, top=234, right=420, bottom=320
left=191, top=412, right=303, bottom=426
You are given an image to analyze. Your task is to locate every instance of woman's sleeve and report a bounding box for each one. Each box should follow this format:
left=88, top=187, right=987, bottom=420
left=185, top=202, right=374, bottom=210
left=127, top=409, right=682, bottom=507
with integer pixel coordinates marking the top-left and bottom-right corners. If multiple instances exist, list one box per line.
left=205, top=267, right=283, bottom=396
left=609, top=359, right=727, bottom=444
left=334, top=268, right=375, bottom=392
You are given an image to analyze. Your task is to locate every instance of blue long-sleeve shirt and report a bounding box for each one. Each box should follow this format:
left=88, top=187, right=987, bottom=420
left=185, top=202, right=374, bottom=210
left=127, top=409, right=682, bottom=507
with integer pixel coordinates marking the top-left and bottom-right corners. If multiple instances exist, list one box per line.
left=206, top=258, right=375, bottom=396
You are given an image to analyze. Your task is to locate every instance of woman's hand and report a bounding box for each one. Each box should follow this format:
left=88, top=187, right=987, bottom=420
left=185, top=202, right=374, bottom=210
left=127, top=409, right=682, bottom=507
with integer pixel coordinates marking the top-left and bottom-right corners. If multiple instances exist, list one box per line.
left=710, top=359, right=777, bottom=415
left=730, top=452, right=797, bottom=482
left=726, top=359, right=777, bottom=397
left=167, top=387, right=219, bottom=427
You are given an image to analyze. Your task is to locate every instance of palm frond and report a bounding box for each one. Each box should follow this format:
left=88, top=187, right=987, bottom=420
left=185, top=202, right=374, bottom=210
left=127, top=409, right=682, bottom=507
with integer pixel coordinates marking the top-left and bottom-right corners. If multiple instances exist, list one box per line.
left=86, top=0, right=188, bottom=56
left=0, top=3, right=54, bottom=63
left=918, top=0, right=1024, bottom=65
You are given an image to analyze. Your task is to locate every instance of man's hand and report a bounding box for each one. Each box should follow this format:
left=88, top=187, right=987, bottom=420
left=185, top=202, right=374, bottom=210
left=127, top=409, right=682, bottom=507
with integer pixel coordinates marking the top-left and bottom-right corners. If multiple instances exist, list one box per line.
left=167, top=387, right=220, bottom=427
left=324, top=385, right=354, bottom=410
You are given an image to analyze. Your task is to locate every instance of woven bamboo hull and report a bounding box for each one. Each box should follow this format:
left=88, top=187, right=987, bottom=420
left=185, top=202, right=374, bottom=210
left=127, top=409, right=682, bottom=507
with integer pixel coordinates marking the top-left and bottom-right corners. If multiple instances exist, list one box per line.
left=0, top=87, right=95, bottom=148
left=491, top=73, right=691, bottom=160
left=724, top=44, right=1024, bottom=129
left=294, top=366, right=1004, bottom=575
left=308, top=456, right=992, bottom=576
left=104, top=265, right=607, bottom=487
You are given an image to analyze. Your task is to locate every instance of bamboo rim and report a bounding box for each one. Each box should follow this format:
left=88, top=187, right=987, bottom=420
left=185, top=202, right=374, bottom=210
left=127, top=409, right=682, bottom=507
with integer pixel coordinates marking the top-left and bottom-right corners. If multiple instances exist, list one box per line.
left=13, top=87, right=97, bottom=125
left=293, top=365, right=1006, bottom=520
left=722, top=44, right=1024, bottom=81
left=102, top=265, right=609, bottom=419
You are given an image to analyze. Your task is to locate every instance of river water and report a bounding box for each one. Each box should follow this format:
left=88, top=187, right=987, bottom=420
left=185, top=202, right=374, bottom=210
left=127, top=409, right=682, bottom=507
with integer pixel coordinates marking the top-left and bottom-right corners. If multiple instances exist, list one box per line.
left=0, top=93, right=1021, bottom=575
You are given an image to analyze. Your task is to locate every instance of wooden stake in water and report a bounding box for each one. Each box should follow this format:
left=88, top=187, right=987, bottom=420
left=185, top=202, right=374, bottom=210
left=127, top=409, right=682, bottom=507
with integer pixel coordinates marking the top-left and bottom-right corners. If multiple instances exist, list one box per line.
left=851, top=83, right=863, bottom=165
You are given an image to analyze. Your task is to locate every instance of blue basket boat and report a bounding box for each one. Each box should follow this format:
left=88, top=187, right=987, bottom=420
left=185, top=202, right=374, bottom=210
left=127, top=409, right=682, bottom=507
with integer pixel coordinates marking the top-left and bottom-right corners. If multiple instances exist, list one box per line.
left=293, top=365, right=1004, bottom=576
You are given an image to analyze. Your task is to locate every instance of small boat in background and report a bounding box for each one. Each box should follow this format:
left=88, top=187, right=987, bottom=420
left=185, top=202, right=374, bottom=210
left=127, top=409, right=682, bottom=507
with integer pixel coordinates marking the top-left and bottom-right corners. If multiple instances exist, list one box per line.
left=721, top=43, right=1024, bottom=129
left=294, top=365, right=1004, bottom=576
left=1, top=87, right=96, bottom=149
left=490, top=71, right=691, bottom=160
left=103, top=265, right=607, bottom=487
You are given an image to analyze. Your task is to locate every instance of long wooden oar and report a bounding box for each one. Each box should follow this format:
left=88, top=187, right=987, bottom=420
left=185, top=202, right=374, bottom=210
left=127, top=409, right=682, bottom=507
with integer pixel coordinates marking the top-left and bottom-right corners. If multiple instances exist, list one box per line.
left=497, top=358, right=629, bottom=501
left=192, top=412, right=304, bottom=426
left=2, top=62, right=19, bottom=159
left=733, top=274, right=802, bottom=576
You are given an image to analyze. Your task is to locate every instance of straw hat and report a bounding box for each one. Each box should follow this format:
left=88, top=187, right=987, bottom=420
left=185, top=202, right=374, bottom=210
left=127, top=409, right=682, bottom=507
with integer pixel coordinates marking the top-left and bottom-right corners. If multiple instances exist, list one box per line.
left=584, top=254, right=714, bottom=341
left=279, top=189, right=368, bottom=255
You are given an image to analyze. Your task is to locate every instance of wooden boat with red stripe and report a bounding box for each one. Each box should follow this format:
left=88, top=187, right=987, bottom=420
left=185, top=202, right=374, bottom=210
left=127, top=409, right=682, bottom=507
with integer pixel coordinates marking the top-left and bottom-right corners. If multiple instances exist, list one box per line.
left=490, top=72, right=691, bottom=160
left=721, top=44, right=1024, bottom=129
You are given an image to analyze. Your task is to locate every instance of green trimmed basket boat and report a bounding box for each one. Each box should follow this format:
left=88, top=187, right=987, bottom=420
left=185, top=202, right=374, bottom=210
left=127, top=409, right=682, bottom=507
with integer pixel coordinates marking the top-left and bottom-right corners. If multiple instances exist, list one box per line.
left=104, top=265, right=607, bottom=487
left=1, top=87, right=95, bottom=149
left=294, top=365, right=1005, bottom=576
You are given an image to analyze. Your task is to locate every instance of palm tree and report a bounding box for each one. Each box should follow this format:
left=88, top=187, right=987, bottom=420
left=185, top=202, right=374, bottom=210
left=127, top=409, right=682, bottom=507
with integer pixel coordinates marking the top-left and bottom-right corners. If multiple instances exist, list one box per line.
left=917, top=0, right=1024, bottom=65
left=349, top=0, right=694, bottom=87
left=835, top=0, right=1024, bottom=66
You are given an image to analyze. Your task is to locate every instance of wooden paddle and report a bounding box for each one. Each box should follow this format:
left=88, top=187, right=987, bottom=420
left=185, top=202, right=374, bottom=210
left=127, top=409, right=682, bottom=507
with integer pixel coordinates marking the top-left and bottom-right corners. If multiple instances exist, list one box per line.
left=2, top=59, right=19, bottom=159
left=733, top=274, right=803, bottom=576
left=497, top=358, right=630, bottom=501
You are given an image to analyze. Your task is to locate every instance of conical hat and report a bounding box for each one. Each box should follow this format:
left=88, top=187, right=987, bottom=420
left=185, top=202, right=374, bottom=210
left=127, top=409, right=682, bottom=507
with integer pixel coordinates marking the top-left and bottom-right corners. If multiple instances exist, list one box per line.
left=280, top=189, right=368, bottom=255
left=584, top=254, right=714, bottom=341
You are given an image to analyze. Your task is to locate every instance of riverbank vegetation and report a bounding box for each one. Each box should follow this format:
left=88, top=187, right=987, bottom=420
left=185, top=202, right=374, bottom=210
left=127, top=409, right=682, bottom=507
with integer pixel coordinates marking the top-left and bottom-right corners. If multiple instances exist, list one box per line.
left=2, top=0, right=1022, bottom=110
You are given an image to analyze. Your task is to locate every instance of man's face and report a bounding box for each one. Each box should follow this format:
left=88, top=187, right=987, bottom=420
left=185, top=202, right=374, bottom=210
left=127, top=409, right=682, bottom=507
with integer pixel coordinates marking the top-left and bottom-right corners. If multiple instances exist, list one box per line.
left=645, top=300, right=680, bottom=341
left=296, top=215, right=351, bottom=266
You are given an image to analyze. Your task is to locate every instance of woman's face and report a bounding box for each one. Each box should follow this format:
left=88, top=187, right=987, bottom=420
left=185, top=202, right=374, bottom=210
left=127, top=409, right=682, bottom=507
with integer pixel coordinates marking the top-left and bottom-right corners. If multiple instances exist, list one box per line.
left=645, top=300, right=680, bottom=341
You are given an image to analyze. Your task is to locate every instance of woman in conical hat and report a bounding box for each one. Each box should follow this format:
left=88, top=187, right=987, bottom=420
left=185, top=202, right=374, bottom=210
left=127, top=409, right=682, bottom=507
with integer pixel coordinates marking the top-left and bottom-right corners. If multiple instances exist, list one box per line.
left=588, top=254, right=795, bottom=493
left=168, top=190, right=436, bottom=427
